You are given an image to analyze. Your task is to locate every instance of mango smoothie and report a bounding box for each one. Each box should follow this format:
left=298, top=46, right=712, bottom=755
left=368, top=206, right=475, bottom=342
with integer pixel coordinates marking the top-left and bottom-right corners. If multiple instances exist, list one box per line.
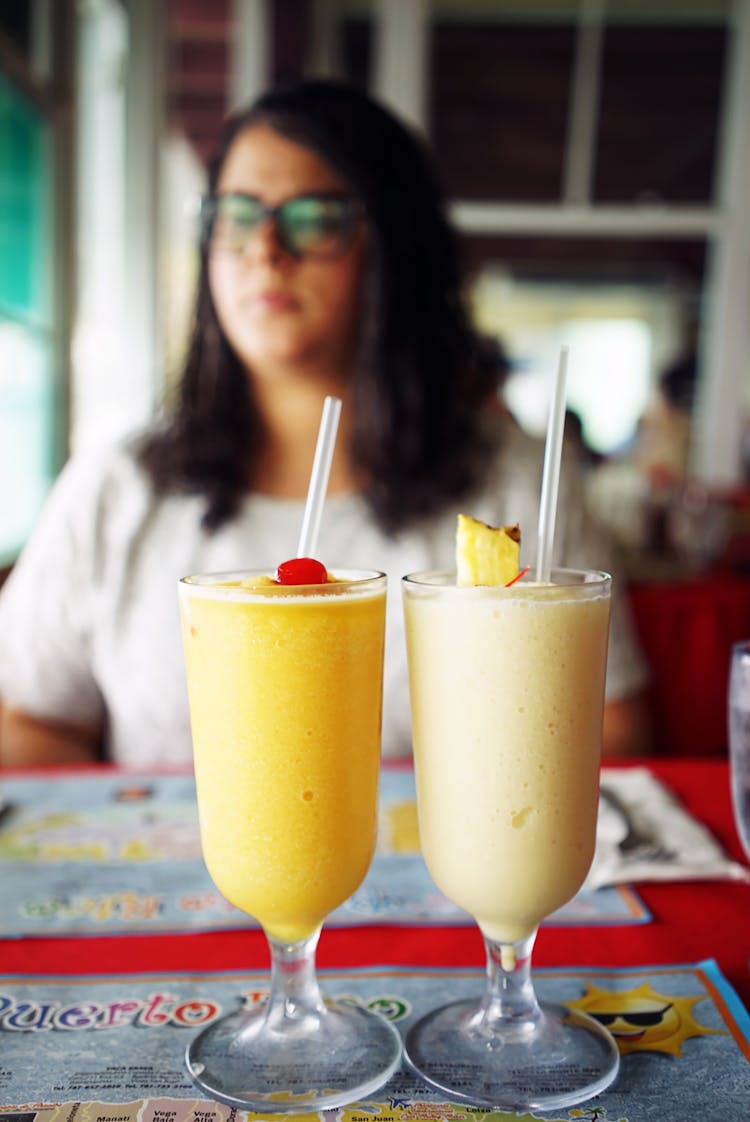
left=180, top=569, right=386, bottom=944
left=403, top=570, right=610, bottom=946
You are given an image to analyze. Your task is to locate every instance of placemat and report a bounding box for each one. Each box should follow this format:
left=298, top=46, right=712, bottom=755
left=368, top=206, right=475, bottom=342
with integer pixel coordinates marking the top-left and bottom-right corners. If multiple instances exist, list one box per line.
left=0, top=960, right=748, bottom=1119
left=0, top=769, right=648, bottom=936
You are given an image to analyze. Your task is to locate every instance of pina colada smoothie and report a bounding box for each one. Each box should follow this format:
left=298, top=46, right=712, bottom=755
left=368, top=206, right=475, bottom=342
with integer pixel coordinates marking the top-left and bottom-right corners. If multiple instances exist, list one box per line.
left=404, top=572, right=610, bottom=947
left=180, top=570, right=386, bottom=944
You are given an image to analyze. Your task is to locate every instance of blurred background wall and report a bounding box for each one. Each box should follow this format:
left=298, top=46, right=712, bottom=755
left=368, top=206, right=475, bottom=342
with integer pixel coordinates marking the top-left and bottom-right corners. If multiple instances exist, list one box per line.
left=1, top=0, right=749, bottom=571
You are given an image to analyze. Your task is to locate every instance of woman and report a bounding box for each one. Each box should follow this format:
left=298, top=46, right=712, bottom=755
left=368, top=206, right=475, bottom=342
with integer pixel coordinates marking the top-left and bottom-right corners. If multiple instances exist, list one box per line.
left=0, top=79, right=649, bottom=767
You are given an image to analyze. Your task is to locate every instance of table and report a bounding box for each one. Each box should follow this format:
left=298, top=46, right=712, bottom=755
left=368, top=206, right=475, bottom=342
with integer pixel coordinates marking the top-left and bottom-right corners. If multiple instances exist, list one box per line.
left=2, top=758, right=748, bottom=1002
left=1, top=756, right=749, bottom=1116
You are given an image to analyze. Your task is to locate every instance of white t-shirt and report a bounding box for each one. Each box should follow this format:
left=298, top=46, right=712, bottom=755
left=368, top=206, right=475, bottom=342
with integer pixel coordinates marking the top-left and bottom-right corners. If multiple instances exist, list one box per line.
left=0, top=417, right=648, bottom=767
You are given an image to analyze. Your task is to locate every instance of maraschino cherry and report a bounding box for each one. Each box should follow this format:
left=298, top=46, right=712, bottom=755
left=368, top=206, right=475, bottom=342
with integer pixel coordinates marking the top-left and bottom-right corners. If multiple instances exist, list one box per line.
left=275, top=557, right=328, bottom=585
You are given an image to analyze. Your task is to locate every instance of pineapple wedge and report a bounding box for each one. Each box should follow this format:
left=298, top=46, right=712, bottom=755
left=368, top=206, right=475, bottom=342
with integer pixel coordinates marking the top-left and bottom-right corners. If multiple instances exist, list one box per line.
left=456, top=514, right=521, bottom=587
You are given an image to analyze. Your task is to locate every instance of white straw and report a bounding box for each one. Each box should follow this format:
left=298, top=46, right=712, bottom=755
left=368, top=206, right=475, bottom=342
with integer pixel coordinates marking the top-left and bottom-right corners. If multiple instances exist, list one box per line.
left=535, top=346, right=569, bottom=583
left=296, top=395, right=343, bottom=557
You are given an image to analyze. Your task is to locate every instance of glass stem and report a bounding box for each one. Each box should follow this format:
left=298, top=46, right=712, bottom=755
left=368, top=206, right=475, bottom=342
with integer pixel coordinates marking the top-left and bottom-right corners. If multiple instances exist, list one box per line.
left=263, top=927, right=326, bottom=1033
left=471, top=929, right=541, bottom=1039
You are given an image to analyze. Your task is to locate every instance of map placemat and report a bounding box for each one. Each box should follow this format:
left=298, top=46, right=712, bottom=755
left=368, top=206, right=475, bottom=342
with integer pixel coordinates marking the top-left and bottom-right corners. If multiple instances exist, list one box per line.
left=0, top=770, right=648, bottom=937
left=0, top=960, right=748, bottom=1119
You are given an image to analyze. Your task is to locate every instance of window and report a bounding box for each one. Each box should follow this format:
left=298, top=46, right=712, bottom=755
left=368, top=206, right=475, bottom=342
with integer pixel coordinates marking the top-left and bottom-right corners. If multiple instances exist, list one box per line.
left=0, top=73, right=60, bottom=566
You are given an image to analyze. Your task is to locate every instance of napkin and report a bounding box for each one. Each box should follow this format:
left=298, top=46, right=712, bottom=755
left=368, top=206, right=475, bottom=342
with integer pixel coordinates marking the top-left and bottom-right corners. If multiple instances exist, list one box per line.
left=587, top=766, right=750, bottom=889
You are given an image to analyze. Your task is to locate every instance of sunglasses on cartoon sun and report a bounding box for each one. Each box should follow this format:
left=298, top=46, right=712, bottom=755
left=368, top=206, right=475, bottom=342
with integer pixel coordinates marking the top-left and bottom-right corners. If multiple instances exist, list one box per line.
left=201, top=191, right=365, bottom=260
left=591, top=1003, right=673, bottom=1027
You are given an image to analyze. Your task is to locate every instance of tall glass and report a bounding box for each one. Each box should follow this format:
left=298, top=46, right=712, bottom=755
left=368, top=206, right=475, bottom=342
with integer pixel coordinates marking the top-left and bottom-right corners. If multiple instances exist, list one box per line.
left=729, top=639, right=750, bottom=863
left=402, top=568, right=619, bottom=1111
left=179, top=569, right=401, bottom=1110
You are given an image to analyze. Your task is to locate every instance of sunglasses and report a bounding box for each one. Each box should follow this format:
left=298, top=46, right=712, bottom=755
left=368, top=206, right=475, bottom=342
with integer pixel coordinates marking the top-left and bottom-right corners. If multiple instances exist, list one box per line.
left=591, top=1004, right=673, bottom=1027
left=201, top=192, right=364, bottom=260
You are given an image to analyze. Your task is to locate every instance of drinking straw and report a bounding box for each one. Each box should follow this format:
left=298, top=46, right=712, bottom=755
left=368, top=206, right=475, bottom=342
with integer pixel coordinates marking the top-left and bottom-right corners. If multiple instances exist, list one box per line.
left=296, top=395, right=343, bottom=557
left=535, top=345, right=569, bottom=583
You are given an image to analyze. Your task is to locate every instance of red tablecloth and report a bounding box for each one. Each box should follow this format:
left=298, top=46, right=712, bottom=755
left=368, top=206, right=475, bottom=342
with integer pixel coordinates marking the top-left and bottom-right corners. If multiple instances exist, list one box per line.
left=2, top=758, right=748, bottom=1013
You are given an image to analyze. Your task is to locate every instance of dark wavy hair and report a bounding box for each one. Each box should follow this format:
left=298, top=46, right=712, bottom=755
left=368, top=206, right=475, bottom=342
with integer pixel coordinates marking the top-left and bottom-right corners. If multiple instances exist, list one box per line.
left=139, top=78, right=498, bottom=532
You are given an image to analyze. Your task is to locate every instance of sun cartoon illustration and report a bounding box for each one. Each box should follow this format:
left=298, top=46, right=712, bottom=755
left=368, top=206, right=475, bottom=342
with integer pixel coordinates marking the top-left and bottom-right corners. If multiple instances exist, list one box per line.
left=567, top=981, right=724, bottom=1057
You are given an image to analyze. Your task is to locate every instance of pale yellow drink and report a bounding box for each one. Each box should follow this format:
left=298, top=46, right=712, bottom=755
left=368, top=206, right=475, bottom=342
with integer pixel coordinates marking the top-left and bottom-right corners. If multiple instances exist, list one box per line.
left=404, top=570, right=610, bottom=947
left=180, top=570, right=386, bottom=943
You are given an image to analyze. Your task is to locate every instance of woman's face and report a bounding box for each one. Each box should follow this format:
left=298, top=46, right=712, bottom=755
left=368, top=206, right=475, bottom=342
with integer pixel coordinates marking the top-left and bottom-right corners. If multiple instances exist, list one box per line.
left=207, top=123, right=367, bottom=384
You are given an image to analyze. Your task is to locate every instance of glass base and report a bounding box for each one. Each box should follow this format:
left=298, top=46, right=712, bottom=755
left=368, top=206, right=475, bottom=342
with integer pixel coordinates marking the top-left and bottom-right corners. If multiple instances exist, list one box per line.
left=404, top=997, right=620, bottom=1112
left=185, top=996, right=402, bottom=1111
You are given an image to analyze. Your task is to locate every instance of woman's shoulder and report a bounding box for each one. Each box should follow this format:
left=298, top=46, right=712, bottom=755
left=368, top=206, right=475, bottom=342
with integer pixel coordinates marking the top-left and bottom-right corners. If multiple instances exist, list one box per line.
left=474, top=408, right=545, bottom=502
left=53, top=428, right=162, bottom=508
left=27, top=427, right=184, bottom=562
left=480, top=407, right=543, bottom=464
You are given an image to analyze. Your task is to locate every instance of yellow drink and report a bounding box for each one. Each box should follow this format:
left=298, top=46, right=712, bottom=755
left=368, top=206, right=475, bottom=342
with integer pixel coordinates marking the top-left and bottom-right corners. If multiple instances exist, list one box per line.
left=404, top=570, right=610, bottom=946
left=180, top=570, right=386, bottom=943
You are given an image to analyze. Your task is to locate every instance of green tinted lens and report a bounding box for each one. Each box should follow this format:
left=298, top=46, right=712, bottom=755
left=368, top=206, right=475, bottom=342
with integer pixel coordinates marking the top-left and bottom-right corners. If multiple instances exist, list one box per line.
left=209, top=195, right=265, bottom=250
left=279, top=197, right=356, bottom=257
